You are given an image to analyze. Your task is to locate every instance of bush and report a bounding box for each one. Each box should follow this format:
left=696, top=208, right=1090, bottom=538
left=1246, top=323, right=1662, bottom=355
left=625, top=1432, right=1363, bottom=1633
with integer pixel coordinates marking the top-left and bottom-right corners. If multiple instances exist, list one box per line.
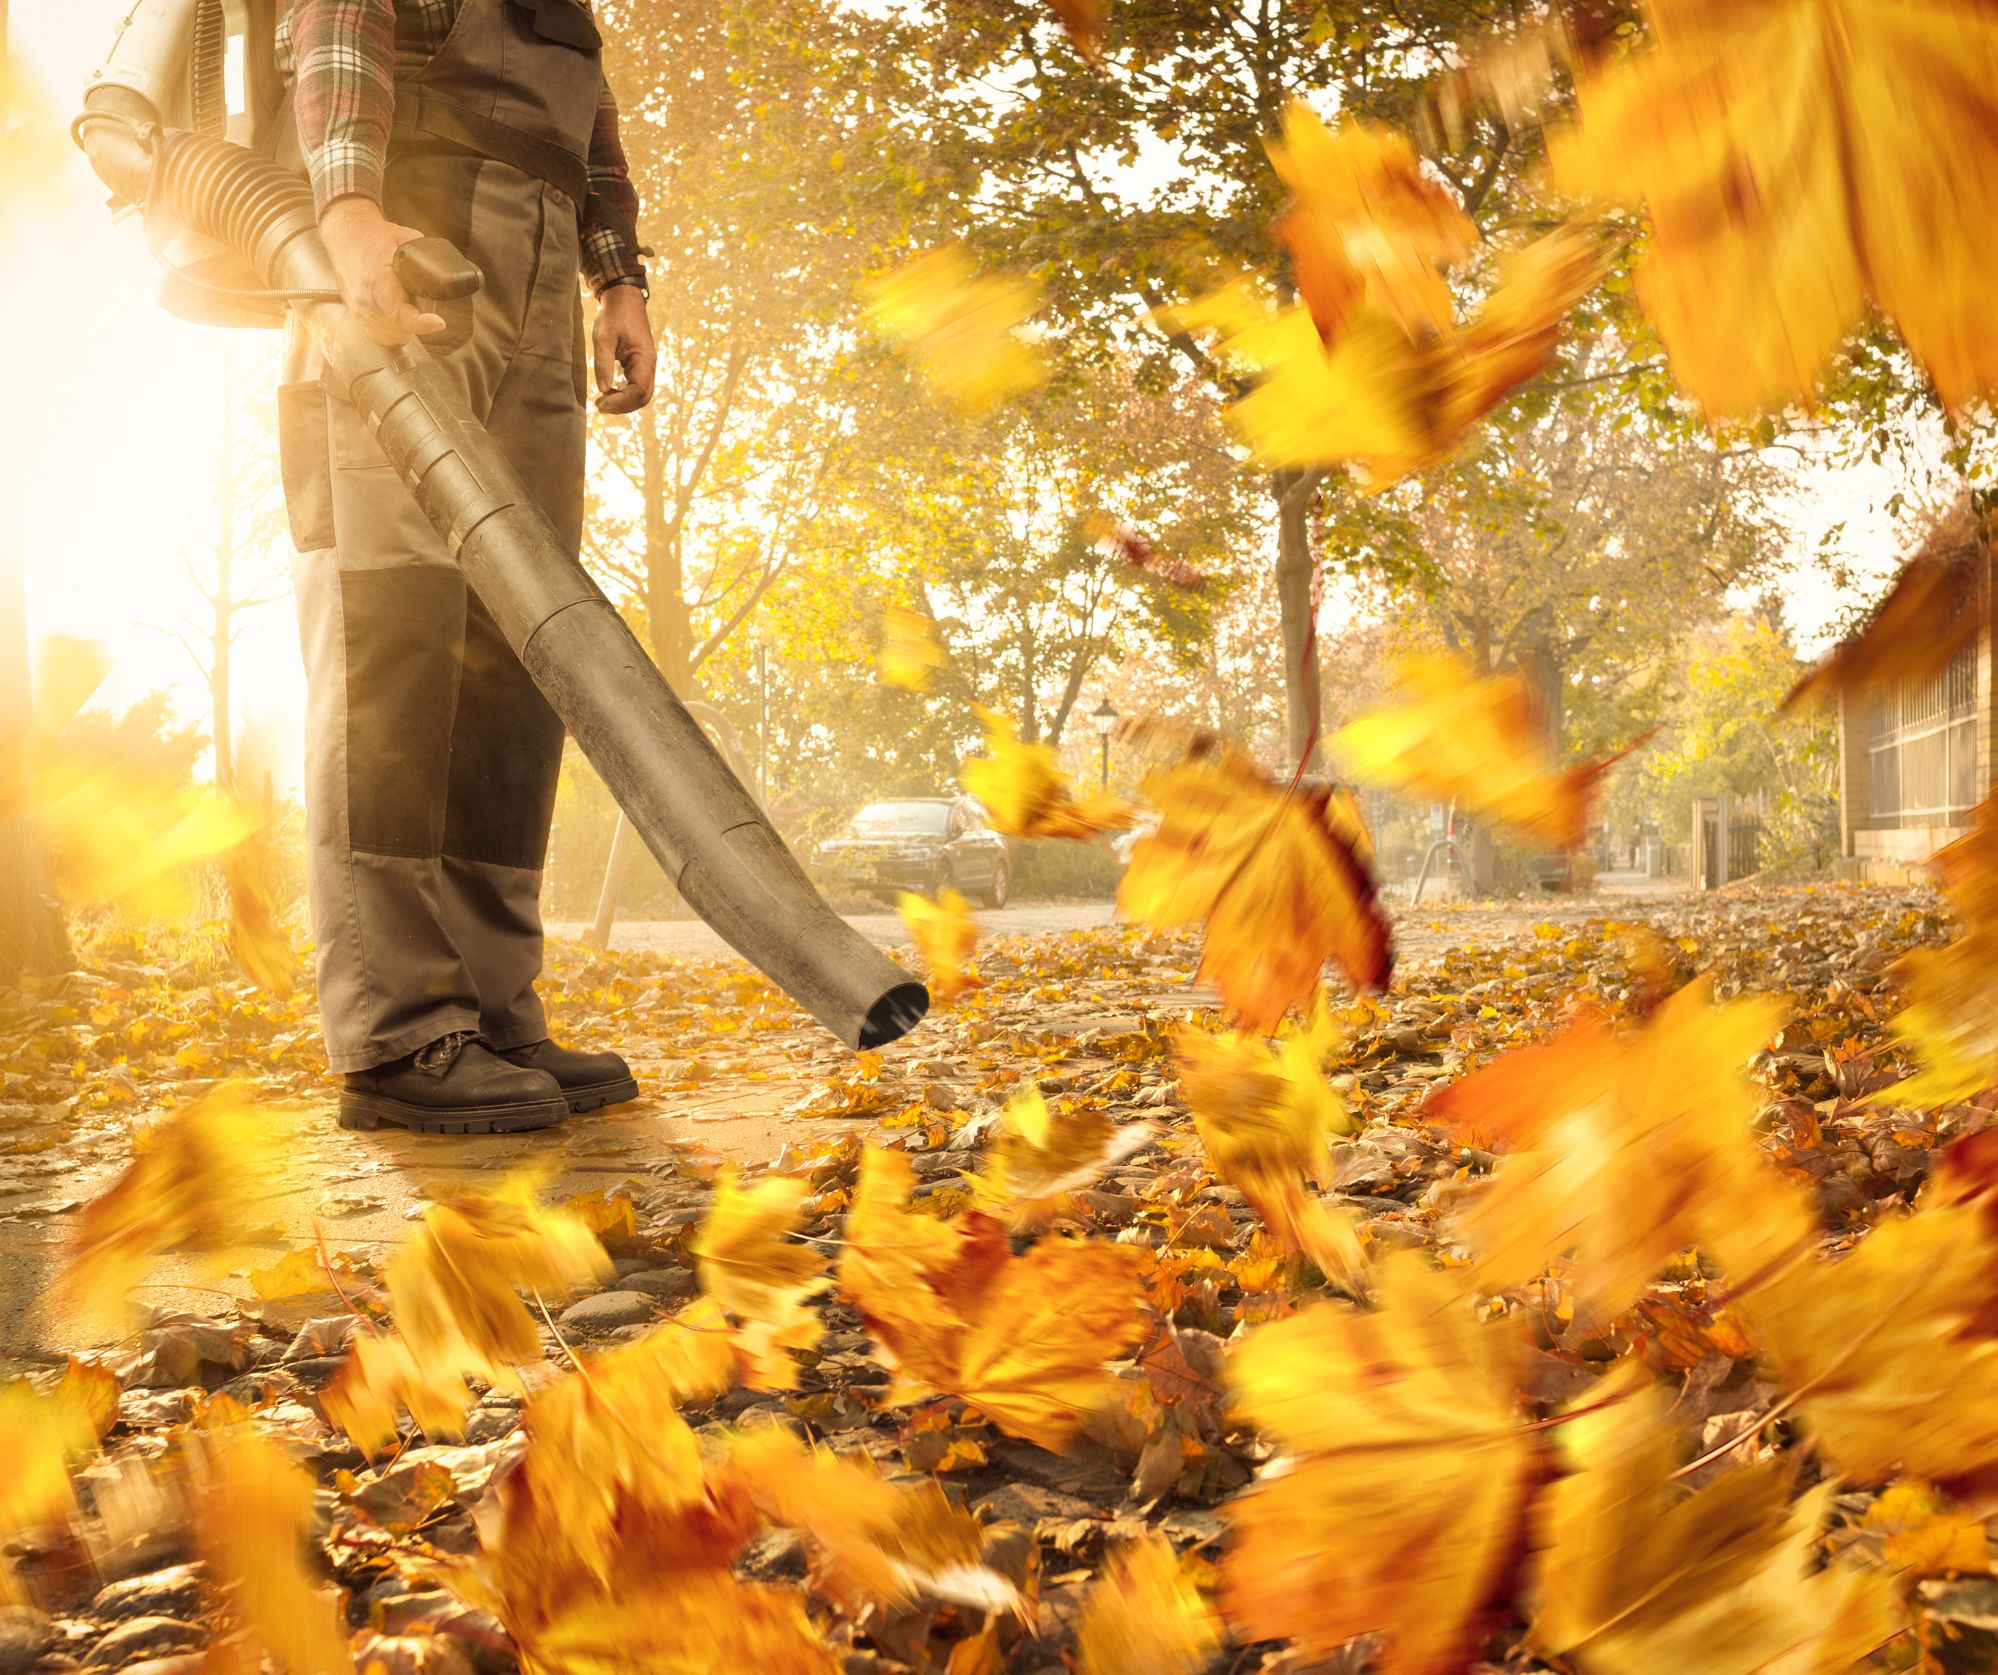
left=1012, top=839, right=1121, bottom=900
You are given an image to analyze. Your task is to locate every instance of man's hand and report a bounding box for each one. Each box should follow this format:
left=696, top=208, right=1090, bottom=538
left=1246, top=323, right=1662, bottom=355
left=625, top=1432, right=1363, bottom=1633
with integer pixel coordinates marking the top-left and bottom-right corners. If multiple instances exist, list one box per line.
left=320, top=196, right=446, bottom=346
left=592, top=284, right=656, bottom=414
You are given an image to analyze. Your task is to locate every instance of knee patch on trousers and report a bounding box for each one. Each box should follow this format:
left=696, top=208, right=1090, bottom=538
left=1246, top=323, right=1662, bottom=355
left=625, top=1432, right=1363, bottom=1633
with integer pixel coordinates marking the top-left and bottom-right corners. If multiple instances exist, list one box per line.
left=341, top=566, right=467, bottom=857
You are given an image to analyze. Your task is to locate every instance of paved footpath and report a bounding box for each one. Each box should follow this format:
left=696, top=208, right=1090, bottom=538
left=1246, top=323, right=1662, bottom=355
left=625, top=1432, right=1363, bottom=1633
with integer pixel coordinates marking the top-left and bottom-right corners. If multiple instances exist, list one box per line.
left=2, top=881, right=1688, bottom=1368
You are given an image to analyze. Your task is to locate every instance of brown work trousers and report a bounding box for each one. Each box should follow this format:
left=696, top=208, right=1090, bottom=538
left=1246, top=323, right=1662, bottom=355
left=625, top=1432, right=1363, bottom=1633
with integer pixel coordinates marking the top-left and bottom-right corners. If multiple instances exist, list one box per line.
left=279, top=156, right=590, bottom=1074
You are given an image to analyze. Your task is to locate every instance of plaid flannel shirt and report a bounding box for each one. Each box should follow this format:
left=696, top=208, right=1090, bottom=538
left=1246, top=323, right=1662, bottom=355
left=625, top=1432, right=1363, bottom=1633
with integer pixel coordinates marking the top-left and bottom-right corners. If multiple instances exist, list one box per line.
left=276, top=0, right=645, bottom=296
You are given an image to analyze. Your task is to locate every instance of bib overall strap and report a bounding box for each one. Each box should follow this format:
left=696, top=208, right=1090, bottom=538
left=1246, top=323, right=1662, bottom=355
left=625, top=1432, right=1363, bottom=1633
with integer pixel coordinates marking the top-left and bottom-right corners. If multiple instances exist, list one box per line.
left=390, top=85, right=590, bottom=205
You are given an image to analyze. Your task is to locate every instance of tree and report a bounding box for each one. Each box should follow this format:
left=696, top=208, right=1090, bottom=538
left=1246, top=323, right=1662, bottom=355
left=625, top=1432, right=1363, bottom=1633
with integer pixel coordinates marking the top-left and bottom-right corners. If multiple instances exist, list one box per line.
left=168, top=347, right=288, bottom=790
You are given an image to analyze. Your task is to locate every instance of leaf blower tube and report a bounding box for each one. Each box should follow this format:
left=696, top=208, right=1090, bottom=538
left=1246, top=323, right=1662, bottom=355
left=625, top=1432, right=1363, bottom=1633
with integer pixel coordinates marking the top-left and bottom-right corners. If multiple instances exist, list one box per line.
left=76, top=85, right=929, bottom=1051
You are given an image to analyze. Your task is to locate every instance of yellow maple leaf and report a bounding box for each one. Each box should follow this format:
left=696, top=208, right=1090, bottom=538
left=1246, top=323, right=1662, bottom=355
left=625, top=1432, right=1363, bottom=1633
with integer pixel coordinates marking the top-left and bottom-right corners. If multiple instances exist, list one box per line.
left=690, top=1168, right=827, bottom=1389
left=969, top=1083, right=1155, bottom=1227
left=1267, top=103, right=1477, bottom=345
left=1864, top=1481, right=1990, bottom=1576
left=322, top=1329, right=475, bottom=1459
left=1175, top=1008, right=1366, bottom=1288
left=859, top=245, right=1045, bottom=413
left=386, top=1173, right=612, bottom=1390
left=879, top=605, right=945, bottom=693
left=1552, top=0, right=1998, bottom=416
left=1529, top=1387, right=1898, bottom=1675
left=1223, top=1253, right=1535, bottom=1673
left=1743, top=1199, right=1998, bottom=1485
left=1332, top=654, right=1639, bottom=851
left=729, top=1425, right=1015, bottom=1616
left=57, top=1082, right=282, bottom=1331
left=1171, top=223, right=1610, bottom=488
left=962, top=706, right=1136, bottom=840
left=839, top=1147, right=1148, bottom=1450
left=1425, top=981, right=1806, bottom=1321
left=1076, top=1535, right=1221, bottom=1675
left=898, top=887, right=982, bottom=1004
left=192, top=1426, right=352, bottom=1675
left=1118, top=750, right=1392, bottom=1031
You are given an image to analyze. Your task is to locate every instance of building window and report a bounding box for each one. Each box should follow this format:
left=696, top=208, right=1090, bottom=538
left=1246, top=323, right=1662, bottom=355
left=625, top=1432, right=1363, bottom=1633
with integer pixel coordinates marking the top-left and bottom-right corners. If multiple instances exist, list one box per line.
left=1867, top=642, right=1979, bottom=827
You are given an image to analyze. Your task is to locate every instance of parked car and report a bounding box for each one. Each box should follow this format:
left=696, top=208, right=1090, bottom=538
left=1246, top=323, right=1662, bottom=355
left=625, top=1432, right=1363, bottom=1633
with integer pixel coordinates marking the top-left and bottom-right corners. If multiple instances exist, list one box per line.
left=816, top=796, right=1012, bottom=906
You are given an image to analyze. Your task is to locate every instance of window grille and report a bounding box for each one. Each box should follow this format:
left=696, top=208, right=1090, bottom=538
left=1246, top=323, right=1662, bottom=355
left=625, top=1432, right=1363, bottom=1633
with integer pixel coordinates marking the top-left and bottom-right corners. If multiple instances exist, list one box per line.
left=1867, top=640, right=1980, bottom=826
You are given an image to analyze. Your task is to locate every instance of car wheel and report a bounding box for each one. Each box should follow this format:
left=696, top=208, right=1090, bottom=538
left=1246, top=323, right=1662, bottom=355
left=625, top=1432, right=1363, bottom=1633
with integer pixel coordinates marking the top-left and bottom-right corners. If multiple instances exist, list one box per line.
left=981, top=862, right=1010, bottom=910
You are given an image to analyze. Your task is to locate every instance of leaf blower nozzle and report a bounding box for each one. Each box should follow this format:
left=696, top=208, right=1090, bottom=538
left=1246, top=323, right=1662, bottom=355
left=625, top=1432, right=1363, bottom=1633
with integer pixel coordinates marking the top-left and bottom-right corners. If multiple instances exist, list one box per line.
left=75, top=13, right=929, bottom=1052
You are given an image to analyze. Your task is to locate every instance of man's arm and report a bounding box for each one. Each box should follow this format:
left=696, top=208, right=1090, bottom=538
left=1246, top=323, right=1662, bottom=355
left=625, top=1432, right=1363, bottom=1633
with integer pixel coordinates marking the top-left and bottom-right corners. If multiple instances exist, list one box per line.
left=583, top=74, right=655, bottom=413
left=289, top=0, right=442, bottom=344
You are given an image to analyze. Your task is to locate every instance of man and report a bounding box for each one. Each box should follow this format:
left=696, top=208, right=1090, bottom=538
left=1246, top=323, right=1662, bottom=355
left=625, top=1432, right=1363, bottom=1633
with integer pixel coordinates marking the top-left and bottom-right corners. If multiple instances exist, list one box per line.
left=275, top=0, right=656, bottom=1133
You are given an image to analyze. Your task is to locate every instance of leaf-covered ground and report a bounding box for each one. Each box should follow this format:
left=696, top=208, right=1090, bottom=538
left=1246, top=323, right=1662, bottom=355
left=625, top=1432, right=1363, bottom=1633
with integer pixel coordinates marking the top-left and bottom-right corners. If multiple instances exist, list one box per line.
left=1, top=881, right=1982, bottom=1674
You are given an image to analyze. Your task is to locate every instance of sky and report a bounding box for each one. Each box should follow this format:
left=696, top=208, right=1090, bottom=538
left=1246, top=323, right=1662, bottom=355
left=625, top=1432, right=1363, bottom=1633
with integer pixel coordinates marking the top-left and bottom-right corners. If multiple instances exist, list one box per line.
left=2, top=0, right=1934, bottom=802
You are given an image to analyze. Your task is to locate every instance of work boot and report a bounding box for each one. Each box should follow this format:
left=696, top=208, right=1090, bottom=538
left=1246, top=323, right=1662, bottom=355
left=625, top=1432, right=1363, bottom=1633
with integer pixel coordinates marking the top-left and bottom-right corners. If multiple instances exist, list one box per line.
left=498, top=1039, right=639, bottom=1113
left=339, top=1030, right=568, bottom=1134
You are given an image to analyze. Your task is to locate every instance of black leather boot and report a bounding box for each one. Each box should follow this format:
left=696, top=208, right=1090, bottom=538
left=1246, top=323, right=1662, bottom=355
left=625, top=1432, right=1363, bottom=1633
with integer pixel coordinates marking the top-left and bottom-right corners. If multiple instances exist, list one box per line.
left=497, top=1039, right=639, bottom=1113
left=340, top=1030, right=568, bottom=1134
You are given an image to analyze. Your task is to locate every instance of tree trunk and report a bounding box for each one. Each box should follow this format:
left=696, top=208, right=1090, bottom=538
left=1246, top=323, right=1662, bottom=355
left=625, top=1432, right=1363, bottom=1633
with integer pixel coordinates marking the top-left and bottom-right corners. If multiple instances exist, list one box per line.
left=1274, top=469, right=1324, bottom=770
left=0, top=2, right=71, bottom=983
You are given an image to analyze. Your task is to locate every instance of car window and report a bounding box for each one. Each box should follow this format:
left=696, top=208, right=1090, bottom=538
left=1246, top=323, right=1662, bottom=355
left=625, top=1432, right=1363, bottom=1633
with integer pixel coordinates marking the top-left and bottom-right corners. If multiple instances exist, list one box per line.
left=852, top=801, right=950, bottom=835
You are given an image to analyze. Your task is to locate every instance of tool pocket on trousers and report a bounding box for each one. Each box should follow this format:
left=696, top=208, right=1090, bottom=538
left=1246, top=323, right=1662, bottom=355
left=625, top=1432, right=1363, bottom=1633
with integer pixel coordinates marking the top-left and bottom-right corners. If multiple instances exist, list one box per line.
left=277, top=380, right=336, bottom=551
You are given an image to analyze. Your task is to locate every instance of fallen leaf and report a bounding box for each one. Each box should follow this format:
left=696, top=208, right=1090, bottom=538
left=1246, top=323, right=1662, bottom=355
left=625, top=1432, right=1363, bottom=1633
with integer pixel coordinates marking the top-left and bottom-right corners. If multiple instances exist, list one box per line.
left=1119, top=750, right=1392, bottom=1030
left=1865, top=1481, right=1990, bottom=1576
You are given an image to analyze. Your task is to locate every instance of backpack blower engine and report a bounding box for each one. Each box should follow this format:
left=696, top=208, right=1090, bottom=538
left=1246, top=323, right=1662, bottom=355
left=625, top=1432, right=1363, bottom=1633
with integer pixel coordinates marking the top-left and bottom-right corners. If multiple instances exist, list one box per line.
left=73, top=0, right=929, bottom=1050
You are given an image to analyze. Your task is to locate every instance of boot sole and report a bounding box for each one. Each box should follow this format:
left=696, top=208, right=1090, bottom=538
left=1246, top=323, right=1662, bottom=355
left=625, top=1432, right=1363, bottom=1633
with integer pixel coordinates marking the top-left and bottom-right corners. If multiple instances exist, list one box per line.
left=338, top=1090, right=570, bottom=1135
left=561, top=1074, right=640, bottom=1114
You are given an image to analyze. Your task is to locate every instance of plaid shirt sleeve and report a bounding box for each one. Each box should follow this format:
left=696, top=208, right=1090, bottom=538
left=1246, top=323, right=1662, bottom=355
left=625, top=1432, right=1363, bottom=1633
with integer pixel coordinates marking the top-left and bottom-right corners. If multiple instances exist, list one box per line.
left=580, top=74, right=646, bottom=297
left=281, top=0, right=401, bottom=216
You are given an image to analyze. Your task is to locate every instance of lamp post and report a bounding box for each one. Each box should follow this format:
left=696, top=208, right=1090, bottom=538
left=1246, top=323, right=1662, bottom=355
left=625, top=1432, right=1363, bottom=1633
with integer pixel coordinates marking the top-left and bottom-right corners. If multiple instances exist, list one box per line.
left=1090, top=697, right=1118, bottom=791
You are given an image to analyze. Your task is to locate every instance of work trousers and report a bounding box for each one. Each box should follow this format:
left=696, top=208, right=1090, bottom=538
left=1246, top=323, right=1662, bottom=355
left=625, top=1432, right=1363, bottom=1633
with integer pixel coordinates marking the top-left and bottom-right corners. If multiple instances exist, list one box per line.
left=279, top=162, right=588, bottom=1074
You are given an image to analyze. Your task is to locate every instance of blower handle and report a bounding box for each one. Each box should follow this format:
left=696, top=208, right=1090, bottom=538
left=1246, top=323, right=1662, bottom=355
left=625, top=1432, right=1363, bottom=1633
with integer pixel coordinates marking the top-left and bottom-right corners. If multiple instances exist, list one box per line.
left=392, top=236, right=484, bottom=304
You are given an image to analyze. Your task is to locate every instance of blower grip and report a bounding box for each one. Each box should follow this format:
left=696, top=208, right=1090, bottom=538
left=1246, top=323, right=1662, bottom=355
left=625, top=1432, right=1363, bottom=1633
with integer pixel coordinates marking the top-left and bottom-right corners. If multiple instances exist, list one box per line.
left=393, top=237, right=483, bottom=302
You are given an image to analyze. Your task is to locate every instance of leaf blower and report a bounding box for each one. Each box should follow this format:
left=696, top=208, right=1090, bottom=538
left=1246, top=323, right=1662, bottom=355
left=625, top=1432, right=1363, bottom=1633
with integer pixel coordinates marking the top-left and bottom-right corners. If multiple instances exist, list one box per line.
left=74, top=0, right=928, bottom=1049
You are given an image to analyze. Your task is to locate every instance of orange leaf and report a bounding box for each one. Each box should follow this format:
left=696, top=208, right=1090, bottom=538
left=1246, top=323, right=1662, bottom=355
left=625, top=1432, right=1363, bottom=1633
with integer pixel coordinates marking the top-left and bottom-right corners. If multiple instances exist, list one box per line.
left=899, top=887, right=982, bottom=1004
left=962, top=707, right=1136, bottom=840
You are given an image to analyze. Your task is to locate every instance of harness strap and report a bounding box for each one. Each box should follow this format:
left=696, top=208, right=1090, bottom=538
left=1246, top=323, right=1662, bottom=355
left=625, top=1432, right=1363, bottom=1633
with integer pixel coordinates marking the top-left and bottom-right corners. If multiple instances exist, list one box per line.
left=391, top=86, right=589, bottom=206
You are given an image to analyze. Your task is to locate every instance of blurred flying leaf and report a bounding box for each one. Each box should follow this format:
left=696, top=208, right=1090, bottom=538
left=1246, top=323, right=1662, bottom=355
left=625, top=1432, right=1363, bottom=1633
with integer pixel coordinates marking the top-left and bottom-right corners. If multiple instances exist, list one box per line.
left=322, top=1329, right=475, bottom=1459
left=1332, top=654, right=1643, bottom=851
left=859, top=245, right=1045, bottom=413
left=1864, top=1481, right=1990, bottom=1576
left=1743, top=1199, right=1998, bottom=1484
left=221, top=816, right=296, bottom=998
left=1085, top=515, right=1213, bottom=592
left=1224, top=1253, right=1535, bottom=1674
left=1266, top=103, right=1477, bottom=345
left=1552, top=0, right=1998, bottom=415
left=1044, top=0, right=1106, bottom=66
left=1529, top=1388, right=1898, bottom=1675
left=1165, top=222, right=1611, bottom=488
left=969, top=1083, right=1155, bottom=1228
left=690, top=1168, right=827, bottom=1389
left=0, top=1374, right=104, bottom=1537
left=192, top=1426, right=351, bottom=1675
left=385, top=1174, right=612, bottom=1390
left=1175, top=1005, right=1367, bottom=1288
left=1119, top=750, right=1392, bottom=1032
left=729, top=1425, right=1016, bottom=1617
left=56, top=1358, right=121, bottom=1443
left=57, top=1082, right=280, bottom=1331
left=963, top=706, right=1137, bottom=839
left=1076, top=1535, right=1221, bottom=1675
left=898, top=887, right=981, bottom=1005
left=1783, top=507, right=1984, bottom=714
left=879, top=605, right=945, bottom=693
left=1424, top=981, right=1805, bottom=1321
left=839, top=1147, right=1147, bottom=1450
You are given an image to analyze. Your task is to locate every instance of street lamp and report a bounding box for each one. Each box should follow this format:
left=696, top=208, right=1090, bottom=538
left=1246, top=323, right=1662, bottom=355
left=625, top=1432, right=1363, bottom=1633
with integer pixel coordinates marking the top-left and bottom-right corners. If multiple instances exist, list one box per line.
left=1090, top=697, right=1118, bottom=790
